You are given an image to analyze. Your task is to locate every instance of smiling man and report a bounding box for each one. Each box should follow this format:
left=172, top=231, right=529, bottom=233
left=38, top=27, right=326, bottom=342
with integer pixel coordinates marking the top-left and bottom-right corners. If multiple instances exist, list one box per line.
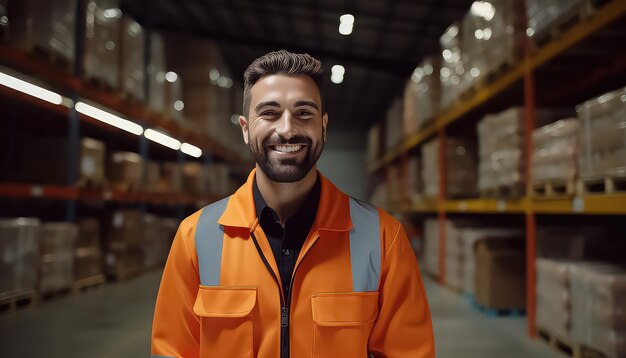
left=151, top=50, right=435, bottom=358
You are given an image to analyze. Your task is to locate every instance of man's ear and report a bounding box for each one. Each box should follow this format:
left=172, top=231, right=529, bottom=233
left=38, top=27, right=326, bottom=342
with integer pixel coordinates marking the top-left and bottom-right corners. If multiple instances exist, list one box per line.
left=322, top=113, right=328, bottom=142
left=239, top=115, right=249, bottom=144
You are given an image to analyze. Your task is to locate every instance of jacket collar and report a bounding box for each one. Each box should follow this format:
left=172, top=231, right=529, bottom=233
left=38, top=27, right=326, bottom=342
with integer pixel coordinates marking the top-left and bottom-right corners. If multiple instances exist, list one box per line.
left=217, top=168, right=353, bottom=233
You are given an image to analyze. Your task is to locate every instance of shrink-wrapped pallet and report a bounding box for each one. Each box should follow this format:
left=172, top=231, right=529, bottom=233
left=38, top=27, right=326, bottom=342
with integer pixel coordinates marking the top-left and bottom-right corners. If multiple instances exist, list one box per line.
left=577, top=87, right=626, bottom=181
left=405, top=57, right=441, bottom=134
left=536, top=259, right=576, bottom=339
left=527, top=0, right=587, bottom=44
left=532, top=119, right=579, bottom=183
left=571, top=263, right=626, bottom=358
left=0, top=218, right=40, bottom=300
left=84, top=0, right=121, bottom=89
left=147, top=32, right=166, bottom=114
left=422, top=137, right=478, bottom=198
left=40, top=223, right=77, bottom=295
left=75, top=219, right=103, bottom=281
left=105, top=210, right=144, bottom=279
left=439, top=22, right=467, bottom=110
left=460, top=0, right=525, bottom=93
left=7, top=0, right=76, bottom=70
left=119, top=15, right=145, bottom=102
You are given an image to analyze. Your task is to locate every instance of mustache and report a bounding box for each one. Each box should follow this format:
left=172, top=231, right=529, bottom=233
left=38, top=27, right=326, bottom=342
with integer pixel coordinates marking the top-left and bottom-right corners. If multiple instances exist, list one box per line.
left=263, top=135, right=312, bottom=147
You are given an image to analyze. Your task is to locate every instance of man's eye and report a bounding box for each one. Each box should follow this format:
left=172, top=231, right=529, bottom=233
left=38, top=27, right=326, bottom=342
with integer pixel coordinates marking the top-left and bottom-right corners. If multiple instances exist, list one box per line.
left=261, top=111, right=277, bottom=117
left=297, top=111, right=312, bottom=117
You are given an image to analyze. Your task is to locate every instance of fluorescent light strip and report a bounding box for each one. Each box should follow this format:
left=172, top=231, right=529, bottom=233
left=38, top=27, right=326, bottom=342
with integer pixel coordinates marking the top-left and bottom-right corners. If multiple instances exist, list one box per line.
left=181, top=143, right=202, bottom=158
left=144, top=129, right=181, bottom=150
left=76, top=101, right=143, bottom=135
left=0, top=71, right=63, bottom=105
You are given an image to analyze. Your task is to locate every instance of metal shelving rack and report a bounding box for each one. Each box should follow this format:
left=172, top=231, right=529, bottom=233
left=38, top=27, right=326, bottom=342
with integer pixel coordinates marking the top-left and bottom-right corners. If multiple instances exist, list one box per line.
left=0, top=8, right=245, bottom=222
left=368, top=0, right=626, bottom=337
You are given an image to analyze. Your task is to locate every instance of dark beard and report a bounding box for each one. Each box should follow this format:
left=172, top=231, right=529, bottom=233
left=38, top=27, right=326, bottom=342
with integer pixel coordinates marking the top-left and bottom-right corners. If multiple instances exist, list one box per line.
left=249, top=133, right=324, bottom=183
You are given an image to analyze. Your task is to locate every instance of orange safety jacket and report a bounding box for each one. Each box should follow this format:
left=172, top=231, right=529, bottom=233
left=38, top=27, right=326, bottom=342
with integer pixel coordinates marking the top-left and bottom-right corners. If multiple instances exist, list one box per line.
left=151, top=169, right=435, bottom=358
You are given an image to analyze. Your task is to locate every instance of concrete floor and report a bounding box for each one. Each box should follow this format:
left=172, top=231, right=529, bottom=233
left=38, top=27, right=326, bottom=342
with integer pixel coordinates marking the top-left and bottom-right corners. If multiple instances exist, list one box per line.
left=0, top=270, right=559, bottom=357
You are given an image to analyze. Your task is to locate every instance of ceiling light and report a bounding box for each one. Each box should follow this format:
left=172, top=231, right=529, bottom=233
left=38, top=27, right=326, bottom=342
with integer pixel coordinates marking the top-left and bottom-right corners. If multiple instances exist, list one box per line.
left=174, top=100, right=184, bottom=111
left=209, top=69, right=220, bottom=81
left=340, top=14, right=354, bottom=24
left=76, top=101, right=143, bottom=135
left=339, top=22, right=353, bottom=35
left=0, top=71, right=64, bottom=105
left=331, top=65, right=345, bottom=76
left=330, top=73, right=344, bottom=84
left=217, top=77, right=228, bottom=87
left=144, top=128, right=181, bottom=150
left=165, top=71, right=178, bottom=83
left=181, top=143, right=202, bottom=158
left=102, top=8, right=122, bottom=19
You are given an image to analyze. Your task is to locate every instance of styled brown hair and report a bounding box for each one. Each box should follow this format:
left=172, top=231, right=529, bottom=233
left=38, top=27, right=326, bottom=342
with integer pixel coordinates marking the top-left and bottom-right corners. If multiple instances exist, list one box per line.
left=243, top=50, right=324, bottom=116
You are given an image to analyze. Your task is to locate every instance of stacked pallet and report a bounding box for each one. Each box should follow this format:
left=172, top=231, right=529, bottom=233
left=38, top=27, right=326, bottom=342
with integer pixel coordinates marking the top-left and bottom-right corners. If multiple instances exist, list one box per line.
left=438, top=22, right=465, bottom=110
left=531, top=119, right=579, bottom=197
left=39, top=223, right=77, bottom=297
left=536, top=259, right=574, bottom=339
left=577, top=86, right=626, bottom=195
left=83, top=0, right=121, bottom=91
left=460, top=0, right=524, bottom=94
left=570, top=263, right=626, bottom=358
left=422, top=137, right=477, bottom=199
left=0, top=218, right=40, bottom=311
left=423, top=218, right=441, bottom=278
left=404, top=56, right=441, bottom=133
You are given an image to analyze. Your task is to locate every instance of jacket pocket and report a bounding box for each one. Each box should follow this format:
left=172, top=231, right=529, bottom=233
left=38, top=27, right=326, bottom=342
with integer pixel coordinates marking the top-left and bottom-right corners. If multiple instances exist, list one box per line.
left=193, top=286, right=257, bottom=358
left=311, top=292, right=379, bottom=358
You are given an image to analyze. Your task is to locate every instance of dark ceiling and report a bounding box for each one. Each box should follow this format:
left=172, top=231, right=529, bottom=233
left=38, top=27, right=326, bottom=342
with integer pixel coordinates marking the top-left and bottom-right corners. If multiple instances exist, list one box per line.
left=121, top=0, right=473, bottom=131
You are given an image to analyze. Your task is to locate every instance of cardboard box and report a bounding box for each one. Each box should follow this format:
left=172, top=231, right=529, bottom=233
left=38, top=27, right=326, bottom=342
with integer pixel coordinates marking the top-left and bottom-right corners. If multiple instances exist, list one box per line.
left=107, top=151, right=142, bottom=191
left=474, top=237, right=526, bottom=310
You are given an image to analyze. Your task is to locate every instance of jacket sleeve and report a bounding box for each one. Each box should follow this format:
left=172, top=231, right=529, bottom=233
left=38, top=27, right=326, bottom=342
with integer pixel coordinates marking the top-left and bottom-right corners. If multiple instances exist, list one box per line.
left=151, top=224, right=201, bottom=358
left=369, top=223, right=435, bottom=357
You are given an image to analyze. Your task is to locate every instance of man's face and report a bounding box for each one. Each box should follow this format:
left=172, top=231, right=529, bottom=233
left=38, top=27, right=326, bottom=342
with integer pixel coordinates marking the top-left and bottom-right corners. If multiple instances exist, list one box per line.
left=240, top=74, right=328, bottom=183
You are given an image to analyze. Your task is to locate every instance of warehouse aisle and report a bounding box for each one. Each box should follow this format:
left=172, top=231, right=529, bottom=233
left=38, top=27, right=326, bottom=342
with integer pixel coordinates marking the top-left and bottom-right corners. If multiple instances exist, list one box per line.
left=0, top=268, right=558, bottom=357
left=0, top=270, right=161, bottom=358
left=423, top=275, right=557, bottom=357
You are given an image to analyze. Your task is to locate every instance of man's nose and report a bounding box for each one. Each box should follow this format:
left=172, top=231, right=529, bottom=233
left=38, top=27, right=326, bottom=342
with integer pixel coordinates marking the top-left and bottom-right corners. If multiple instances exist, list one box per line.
left=275, top=110, right=297, bottom=138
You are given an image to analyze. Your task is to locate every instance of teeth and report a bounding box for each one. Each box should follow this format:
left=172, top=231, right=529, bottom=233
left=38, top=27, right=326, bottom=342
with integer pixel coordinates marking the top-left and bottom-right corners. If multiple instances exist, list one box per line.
left=275, top=145, right=302, bottom=153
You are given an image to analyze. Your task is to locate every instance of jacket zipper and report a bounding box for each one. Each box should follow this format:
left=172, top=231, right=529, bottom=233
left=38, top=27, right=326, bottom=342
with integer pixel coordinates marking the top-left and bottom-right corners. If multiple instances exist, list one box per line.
left=251, top=231, right=319, bottom=358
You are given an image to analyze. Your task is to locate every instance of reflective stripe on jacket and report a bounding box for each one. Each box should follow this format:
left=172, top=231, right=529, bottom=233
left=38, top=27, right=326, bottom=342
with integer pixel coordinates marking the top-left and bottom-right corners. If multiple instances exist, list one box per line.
left=151, top=169, right=435, bottom=358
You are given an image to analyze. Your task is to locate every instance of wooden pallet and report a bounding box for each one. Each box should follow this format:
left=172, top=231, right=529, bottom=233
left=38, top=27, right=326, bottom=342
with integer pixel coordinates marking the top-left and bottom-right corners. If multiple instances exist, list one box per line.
left=537, top=327, right=607, bottom=358
left=580, top=176, right=626, bottom=195
left=532, top=179, right=577, bottom=198
left=0, top=291, right=37, bottom=315
left=72, top=274, right=106, bottom=294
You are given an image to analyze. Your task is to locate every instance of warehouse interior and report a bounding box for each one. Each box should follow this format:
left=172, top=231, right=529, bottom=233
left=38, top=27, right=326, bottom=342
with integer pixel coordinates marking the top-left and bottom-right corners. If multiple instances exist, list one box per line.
left=0, top=0, right=625, bottom=357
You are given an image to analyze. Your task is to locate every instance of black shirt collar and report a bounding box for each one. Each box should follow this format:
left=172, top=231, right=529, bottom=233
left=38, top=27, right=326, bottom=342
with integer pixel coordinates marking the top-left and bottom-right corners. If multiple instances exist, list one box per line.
left=253, top=173, right=321, bottom=228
